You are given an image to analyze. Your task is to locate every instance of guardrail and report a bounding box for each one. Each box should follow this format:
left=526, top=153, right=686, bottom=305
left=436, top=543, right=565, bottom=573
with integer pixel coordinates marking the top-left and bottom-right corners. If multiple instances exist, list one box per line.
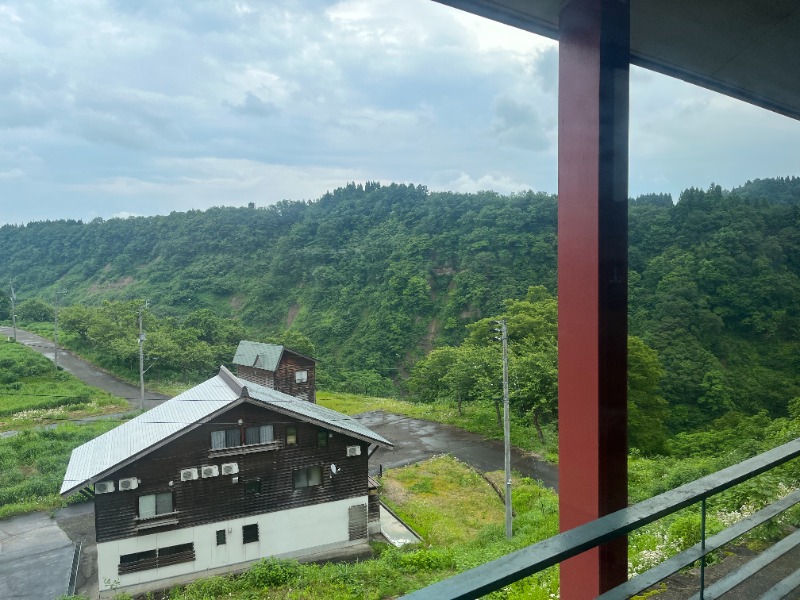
left=402, top=437, right=800, bottom=599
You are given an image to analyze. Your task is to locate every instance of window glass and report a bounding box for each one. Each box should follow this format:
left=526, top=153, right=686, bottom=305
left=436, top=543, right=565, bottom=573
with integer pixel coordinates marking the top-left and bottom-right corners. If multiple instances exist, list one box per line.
left=295, top=370, right=308, bottom=383
left=120, top=549, right=157, bottom=564
left=286, top=426, right=297, bottom=446
left=138, top=494, right=156, bottom=519
left=138, top=492, right=173, bottom=518
left=245, top=426, right=260, bottom=445
left=210, top=430, right=225, bottom=449
left=160, top=543, right=193, bottom=556
left=317, top=431, right=328, bottom=447
left=216, top=530, right=226, bottom=545
left=245, top=479, right=261, bottom=494
left=243, top=524, right=259, bottom=544
left=308, top=466, right=322, bottom=486
left=260, top=425, right=274, bottom=443
left=225, top=429, right=240, bottom=448
left=293, top=466, right=322, bottom=489
left=155, top=492, right=173, bottom=514
left=292, top=469, right=308, bottom=489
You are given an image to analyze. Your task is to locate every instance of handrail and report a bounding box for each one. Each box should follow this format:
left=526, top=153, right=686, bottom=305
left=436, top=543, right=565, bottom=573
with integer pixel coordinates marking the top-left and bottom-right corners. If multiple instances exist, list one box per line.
left=402, top=437, right=800, bottom=600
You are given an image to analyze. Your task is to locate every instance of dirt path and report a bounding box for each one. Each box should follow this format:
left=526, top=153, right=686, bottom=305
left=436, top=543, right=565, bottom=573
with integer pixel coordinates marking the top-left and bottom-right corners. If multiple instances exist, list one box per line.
left=0, top=326, right=169, bottom=410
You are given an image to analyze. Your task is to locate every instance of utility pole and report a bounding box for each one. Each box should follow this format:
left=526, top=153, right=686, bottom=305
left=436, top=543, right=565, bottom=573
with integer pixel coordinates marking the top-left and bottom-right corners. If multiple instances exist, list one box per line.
left=494, top=319, right=513, bottom=539
left=54, top=290, right=65, bottom=370
left=138, top=301, right=148, bottom=411
left=10, top=286, right=16, bottom=342
left=501, top=319, right=512, bottom=539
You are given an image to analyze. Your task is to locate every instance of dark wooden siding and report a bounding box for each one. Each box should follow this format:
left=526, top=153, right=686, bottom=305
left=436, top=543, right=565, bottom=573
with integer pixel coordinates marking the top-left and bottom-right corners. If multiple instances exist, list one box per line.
left=273, top=352, right=316, bottom=403
left=236, top=365, right=274, bottom=388
left=236, top=352, right=316, bottom=403
left=94, top=402, right=367, bottom=542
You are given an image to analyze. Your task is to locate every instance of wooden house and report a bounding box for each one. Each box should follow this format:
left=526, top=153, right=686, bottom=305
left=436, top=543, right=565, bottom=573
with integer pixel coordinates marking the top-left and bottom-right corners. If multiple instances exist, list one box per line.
left=60, top=365, right=391, bottom=596
left=233, top=341, right=316, bottom=403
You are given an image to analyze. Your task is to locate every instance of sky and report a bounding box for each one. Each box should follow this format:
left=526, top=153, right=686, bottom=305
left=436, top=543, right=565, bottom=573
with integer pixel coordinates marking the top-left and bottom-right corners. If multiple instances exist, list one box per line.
left=1, top=0, right=799, bottom=226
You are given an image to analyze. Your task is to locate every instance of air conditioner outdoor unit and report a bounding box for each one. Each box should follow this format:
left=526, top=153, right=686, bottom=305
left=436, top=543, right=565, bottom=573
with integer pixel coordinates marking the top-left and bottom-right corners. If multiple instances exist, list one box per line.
left=346, top=445, right=361, bottom=457
left=201, top=465, right=219, bottom=478
left=118, top=477, right=139, bottom=491
left=180, top=468, right=199, bottom=481
left=95, top=481, right=115, bottom=494
left=221, top=462, right=239, bottom=475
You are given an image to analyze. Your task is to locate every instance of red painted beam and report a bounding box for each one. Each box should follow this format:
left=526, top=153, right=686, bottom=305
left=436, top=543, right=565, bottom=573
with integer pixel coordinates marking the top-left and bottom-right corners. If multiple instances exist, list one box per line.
left=557, top=0, right=630, bottom=598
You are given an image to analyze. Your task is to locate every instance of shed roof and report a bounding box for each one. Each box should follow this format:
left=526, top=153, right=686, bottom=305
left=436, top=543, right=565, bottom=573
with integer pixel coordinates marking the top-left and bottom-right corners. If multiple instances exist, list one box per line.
left=232, top=340, right=284, bottom=371
left=434, top=0, right=800, bottom=121
left=60, top=366, right=391, bottom=497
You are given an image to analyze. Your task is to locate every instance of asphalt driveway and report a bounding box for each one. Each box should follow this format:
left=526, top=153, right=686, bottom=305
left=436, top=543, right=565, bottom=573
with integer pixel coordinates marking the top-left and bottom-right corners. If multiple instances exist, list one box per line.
left=0, top=511, right=75, bottom=600
left=358, top=411, right=558, bottom=491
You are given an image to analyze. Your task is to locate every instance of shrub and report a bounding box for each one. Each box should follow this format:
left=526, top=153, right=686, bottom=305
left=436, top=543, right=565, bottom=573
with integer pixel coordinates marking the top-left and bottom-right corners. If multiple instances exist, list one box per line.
left=242, top=558, right=302, bottom=588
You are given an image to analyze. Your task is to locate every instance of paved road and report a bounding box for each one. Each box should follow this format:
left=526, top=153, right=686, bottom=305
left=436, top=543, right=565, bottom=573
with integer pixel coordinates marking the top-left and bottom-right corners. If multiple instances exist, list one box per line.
left=0, top=512, right=75, bottom=600
left=358, top=411, right=558, bottom=491
left=0, top=326, right=169, bottom=410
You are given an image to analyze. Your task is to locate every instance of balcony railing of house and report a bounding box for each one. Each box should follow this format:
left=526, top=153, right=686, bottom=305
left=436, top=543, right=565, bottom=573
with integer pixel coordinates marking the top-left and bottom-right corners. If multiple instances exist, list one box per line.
left=402, top=437, right=800, bottom=600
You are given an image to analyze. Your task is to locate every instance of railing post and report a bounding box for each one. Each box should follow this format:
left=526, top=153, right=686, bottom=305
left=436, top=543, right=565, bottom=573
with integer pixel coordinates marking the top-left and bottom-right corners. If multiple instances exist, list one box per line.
left=700, top=497, right=707, bottom=600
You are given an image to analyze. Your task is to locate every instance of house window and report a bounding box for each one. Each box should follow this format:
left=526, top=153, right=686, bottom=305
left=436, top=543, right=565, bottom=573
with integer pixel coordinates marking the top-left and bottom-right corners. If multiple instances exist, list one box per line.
left=246, top=425, right=274, bottom=445
left=295, top=370, right=308, bottom=383
left=120, top=549, right=156, bottom=565
left=160, top=542, right=194, bottom=558
left=286, top=426, right=297, bottom=446
left=138, top=492, right=173, bottom=519
left=293, top=466, right=322, bottom=489
left=243, top=524, right=259, bottom=544
left=118, top=543, right=194, bottom=575
left=317, top=430, right=328, bottom=447
left=216, top=530, right=226, bottom=545
left=212, top=425, right=274, bottom=449
left=245, top=479, right=261, bottom=494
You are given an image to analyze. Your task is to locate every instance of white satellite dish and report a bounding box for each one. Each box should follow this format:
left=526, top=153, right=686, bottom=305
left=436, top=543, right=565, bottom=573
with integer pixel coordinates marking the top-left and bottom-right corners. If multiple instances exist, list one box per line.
left=330, top=464, right=340, bottom=475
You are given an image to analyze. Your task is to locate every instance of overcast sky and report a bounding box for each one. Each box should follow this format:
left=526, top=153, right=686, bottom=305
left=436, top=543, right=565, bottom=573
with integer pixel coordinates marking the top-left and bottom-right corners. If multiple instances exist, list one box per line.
left=1, top=0, right=799, bottom=226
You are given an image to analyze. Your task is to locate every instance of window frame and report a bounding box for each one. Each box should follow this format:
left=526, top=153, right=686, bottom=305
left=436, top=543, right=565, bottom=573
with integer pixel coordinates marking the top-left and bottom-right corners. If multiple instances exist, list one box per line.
left=137, top=492, right=174, bottom=520
left=243, top=523, right=259, bottom=544
left=293, top=466, right=323, bottom=489
left=211, top=424, right=275, bottom=449
left=286, top=425, right=297, bottom=446
left=317, top=430, right=328, bottom=447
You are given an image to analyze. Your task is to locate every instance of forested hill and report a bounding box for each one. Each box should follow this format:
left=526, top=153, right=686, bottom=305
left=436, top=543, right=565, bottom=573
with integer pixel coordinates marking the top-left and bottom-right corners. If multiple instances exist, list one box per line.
left=2, top=177, right=800, bottom=428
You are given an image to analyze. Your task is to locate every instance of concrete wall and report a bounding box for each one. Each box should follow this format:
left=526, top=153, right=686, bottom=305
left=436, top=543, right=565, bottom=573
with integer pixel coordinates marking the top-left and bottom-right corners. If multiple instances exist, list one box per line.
left=98, top=496, right=368, bottom=593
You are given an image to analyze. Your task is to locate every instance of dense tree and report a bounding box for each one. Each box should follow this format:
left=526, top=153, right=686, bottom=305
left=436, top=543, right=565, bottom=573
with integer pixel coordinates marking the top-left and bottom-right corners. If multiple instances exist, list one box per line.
left=0, top=178, right=798, bottom=422
left=16, top=298, right=54, bottom=323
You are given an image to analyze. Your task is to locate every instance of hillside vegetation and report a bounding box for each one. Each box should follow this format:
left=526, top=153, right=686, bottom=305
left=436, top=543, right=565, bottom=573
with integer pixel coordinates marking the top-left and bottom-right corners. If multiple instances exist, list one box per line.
left=2, top=177, right=800, bottom=438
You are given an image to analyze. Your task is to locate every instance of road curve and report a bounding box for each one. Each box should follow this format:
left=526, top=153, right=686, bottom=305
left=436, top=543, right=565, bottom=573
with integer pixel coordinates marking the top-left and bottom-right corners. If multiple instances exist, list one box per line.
left=0, top=326, right=169, bottom=410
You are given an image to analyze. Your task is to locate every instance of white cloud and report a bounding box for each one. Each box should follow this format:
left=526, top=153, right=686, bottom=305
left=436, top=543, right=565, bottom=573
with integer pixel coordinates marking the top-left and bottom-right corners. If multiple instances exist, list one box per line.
left=0, top=167, right=24, bottom=180
left=441, top=172, right=533, bottom=195
left=0, top=0, right=796, bottom=227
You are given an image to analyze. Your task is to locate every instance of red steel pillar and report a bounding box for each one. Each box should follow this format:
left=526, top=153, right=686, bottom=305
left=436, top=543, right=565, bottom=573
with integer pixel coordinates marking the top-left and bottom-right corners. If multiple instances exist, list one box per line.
left=558, top=0, right=630, bottom=598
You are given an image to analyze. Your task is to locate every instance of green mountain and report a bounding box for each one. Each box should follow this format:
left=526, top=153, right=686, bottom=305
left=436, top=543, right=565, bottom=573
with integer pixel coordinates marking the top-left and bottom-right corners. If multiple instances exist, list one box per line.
left=2, top=178, right=799, bottom=429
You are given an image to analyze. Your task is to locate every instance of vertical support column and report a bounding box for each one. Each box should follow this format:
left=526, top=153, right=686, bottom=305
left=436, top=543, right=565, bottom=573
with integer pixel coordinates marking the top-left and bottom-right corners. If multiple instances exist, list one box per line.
left=557, top=0, right=629, bottom=598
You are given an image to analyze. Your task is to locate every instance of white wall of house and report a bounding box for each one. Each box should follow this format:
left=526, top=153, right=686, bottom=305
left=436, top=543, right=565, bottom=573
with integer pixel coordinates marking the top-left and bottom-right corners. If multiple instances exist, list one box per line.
left=97, top=496, right=368, bottom=592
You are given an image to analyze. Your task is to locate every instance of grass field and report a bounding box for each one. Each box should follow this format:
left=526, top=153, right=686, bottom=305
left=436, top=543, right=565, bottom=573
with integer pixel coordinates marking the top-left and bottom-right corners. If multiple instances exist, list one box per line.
left=0, top=340, right=128, bottom=517
left=118, top=456, right=562, bottom=600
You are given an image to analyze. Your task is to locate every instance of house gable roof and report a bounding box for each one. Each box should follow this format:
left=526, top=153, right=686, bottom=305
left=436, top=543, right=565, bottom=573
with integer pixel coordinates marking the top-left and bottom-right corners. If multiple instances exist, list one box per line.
left=60, top=366, right=391, bottom=498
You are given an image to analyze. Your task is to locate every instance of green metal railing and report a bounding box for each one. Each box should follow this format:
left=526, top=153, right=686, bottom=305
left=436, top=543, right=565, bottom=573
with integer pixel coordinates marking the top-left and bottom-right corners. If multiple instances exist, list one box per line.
left=402, top=438, right=800, bottom=599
